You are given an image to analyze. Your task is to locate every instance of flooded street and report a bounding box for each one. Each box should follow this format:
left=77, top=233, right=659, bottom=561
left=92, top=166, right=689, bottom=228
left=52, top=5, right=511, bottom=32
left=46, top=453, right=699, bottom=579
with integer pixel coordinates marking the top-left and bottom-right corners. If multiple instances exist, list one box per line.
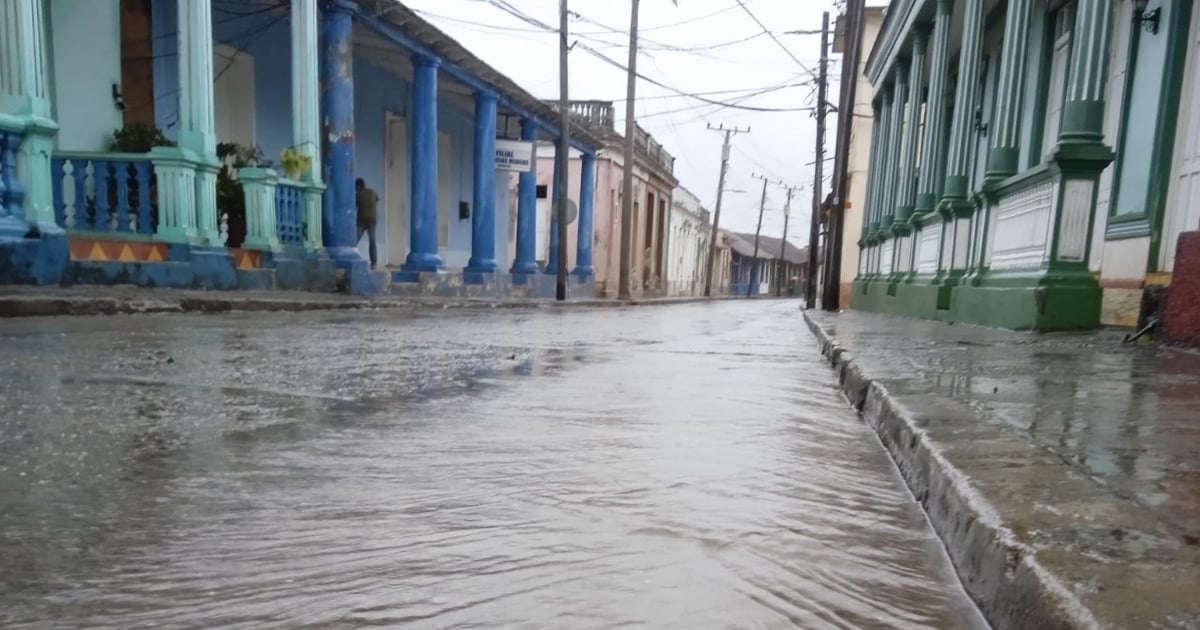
left=0, top=300, right=985, bottom=629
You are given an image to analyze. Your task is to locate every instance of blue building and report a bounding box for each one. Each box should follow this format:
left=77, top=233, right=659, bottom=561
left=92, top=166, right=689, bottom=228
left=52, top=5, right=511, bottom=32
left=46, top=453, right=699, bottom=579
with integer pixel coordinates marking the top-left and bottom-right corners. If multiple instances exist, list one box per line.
left=721, top=231, right=808, bottom=297
left=0, top=0, right=605, bottom=296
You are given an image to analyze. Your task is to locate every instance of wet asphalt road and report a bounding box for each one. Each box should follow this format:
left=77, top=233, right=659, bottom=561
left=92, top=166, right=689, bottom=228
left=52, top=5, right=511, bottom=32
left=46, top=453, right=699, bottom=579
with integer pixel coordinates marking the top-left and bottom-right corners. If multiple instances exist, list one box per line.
left=0, top=300, right=986, bottom=629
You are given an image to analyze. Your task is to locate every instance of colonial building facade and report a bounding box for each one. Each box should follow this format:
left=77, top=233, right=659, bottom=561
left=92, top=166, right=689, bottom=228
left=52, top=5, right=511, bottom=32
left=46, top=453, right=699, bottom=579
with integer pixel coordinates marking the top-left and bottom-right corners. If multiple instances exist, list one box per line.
left=0, top=0, right=604, bottom=297
left=666, top=186, right=712, bottom=297
left=536, top=101, right=679, bottom=298
left=852, top=0, right=1198, bottom=330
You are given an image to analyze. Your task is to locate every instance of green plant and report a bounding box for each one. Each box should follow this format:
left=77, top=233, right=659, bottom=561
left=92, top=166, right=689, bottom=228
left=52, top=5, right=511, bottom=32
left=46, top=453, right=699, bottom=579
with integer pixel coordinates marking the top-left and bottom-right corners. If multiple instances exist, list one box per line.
left=109, top=123, right=174, bottom=153
left=279, top=146, right=312, bottom=180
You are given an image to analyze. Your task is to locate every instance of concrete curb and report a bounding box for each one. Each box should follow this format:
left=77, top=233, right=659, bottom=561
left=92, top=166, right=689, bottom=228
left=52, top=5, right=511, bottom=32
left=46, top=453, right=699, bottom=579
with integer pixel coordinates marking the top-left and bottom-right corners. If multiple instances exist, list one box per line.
left=802, top=311, right=1100, bottom=630
left=0, top=293, right=747, bottom=318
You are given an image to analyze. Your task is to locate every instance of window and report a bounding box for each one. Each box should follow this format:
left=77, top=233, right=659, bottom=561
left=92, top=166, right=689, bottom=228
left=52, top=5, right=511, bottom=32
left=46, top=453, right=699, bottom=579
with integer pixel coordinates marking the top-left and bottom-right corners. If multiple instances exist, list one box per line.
left=536, top=185, right=548, bottom=199
left=1041, top=2, right=1076, bottom=158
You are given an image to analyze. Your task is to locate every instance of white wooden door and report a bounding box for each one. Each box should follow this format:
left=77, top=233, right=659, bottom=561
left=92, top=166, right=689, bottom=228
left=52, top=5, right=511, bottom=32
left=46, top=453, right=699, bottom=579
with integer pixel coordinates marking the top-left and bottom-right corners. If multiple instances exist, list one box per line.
left=1163, top=4, right=1200, bottom=271
left=384, top=113, right=409, bottom=267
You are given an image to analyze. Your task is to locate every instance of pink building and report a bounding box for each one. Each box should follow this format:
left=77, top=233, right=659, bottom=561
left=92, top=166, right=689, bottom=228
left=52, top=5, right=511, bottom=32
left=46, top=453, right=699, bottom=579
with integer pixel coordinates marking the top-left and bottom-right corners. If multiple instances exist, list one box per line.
left=534, top=102, right=678, bottom=297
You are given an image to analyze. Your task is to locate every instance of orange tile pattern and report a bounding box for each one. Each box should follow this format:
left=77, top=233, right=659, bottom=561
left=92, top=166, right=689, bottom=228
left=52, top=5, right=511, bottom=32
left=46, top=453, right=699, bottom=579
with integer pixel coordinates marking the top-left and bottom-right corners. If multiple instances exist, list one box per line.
left=69, top=237, right=167, bottom=263
left=229, top=249, right=262, bottom=270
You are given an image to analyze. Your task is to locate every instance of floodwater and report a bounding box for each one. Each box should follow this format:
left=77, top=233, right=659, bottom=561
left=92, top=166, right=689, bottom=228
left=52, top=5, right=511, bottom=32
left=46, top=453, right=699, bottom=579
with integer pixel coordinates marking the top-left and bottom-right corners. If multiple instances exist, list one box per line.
left=0, top=300, right=986, bottom=629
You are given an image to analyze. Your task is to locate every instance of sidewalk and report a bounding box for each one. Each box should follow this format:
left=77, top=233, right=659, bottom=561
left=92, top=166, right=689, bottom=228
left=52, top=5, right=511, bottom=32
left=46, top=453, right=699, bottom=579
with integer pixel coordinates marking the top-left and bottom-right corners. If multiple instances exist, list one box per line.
left=0, top=285, right=737, bottom=318
left=803, top=310, right=1200, bottom=630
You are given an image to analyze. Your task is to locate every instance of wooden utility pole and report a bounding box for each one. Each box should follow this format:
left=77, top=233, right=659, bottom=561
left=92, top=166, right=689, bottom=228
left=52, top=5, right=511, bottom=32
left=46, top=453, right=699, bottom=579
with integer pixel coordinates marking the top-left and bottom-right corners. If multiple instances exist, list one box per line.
left=747, top=173, right=779, bottom=298
left=703, top=123, right=749, bottom=297
left=805, top=11, right=830, bottom=309
left=777, top=186, right=797, bottom=297
left=824, top=0, right=866, bottom=311
left=617, top=0, right=640, bottom=300
left=555, top=0, right=571, bottom=301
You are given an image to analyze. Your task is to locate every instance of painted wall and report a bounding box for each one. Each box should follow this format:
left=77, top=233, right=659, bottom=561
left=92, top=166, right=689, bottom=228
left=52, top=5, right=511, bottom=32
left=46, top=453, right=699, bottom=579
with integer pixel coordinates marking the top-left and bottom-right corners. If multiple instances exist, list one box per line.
left=49, top=0, right=123, bottom=151
left=840, top=8, right=884, bottom=304
left=537, top=145, right=677, bottom=296
left=667, top=186, right=710, bottom=296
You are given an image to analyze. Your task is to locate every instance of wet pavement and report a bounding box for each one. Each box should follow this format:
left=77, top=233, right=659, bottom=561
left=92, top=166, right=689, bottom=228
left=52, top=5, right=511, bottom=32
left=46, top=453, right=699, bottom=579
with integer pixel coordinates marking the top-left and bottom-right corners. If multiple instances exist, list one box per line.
left=806, top=310, right=1200, bottom=629
left=1, top=301, right=986, bottom=629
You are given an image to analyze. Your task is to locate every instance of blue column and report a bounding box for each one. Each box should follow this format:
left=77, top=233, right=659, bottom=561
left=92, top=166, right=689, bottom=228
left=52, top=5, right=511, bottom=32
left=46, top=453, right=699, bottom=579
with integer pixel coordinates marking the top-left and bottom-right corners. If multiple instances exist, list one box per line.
left=510, top=119, right=539, bottom=274
left=403, top=55, right=444, bottom=272
left=543, top=143, right=563, bottom=275
left=466, top=90, right=498, bottom=273
left=320, top=0, right=362, bottom=265
left=572, top=152, right=596, bottom=277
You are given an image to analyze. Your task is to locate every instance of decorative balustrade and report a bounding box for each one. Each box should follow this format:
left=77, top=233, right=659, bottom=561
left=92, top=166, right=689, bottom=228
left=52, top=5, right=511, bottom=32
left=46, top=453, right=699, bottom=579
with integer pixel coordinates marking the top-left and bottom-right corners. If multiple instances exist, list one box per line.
left=0, top=129, right=26, bottom=222
left=51, top=152, right=156, bottom=235
left=275, top=179, right=305, bottom=247
left=567, top=101, right=616, bottom=131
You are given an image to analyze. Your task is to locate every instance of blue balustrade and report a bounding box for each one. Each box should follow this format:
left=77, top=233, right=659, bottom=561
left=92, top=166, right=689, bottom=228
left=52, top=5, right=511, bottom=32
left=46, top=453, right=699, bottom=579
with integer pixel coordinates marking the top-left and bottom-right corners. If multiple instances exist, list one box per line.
left=51, top=153, right=156, bottom=235
left=275, top=180, right=305, bottom=246
left=0, top=129, right=25, bottom=222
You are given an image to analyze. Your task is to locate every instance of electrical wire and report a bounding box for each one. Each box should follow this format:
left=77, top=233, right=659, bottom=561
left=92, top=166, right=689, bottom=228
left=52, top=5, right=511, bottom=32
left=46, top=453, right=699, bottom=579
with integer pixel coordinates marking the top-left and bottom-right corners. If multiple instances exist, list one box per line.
left=731, top=0, right=818, bottom=79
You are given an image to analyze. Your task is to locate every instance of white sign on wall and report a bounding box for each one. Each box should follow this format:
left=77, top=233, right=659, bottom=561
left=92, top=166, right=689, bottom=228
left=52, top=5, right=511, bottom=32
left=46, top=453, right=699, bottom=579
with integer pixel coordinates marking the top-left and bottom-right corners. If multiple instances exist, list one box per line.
left=495, top=139, right=535, bottom=172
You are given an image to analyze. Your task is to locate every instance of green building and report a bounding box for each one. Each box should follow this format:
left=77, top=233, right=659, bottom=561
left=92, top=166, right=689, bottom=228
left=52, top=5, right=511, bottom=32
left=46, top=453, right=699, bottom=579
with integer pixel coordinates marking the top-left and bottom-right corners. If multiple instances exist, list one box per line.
left=851, top=0, right=1197, bottom=330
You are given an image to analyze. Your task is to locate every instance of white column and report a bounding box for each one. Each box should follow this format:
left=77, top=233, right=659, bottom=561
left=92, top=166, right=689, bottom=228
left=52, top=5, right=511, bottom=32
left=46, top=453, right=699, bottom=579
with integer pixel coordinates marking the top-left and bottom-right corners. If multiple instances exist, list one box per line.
left=291, top=0, right=324, bottom=251
left=0, top=0, right=59, bottom=230
left=291, top=0, right=322, bottom=182
left=177, top=0, right=221, bottom=245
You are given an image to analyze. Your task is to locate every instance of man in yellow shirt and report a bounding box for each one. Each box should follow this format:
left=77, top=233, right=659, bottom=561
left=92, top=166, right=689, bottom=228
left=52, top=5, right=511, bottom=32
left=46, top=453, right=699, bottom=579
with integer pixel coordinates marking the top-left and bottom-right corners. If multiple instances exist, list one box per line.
left=355, top=178, right=378, bottom=269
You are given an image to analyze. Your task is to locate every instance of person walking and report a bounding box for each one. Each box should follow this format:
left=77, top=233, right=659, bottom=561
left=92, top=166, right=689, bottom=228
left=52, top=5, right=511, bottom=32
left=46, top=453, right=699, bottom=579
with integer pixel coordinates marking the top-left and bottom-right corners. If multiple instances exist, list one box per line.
left=355, top=178, right=379, bottom=269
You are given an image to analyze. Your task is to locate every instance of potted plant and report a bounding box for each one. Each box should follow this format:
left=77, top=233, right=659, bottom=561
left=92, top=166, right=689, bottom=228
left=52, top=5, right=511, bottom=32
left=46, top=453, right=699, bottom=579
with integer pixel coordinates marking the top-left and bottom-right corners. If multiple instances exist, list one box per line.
left=279, top=146, right=312, bottom=181
left=109, top=122, right=174, bottom=153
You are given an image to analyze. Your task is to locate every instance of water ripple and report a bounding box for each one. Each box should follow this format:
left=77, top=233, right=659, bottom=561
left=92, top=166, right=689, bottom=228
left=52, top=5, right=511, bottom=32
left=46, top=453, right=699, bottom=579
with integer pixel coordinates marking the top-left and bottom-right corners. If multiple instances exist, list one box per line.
left=0, top=302, right=985, bottom=629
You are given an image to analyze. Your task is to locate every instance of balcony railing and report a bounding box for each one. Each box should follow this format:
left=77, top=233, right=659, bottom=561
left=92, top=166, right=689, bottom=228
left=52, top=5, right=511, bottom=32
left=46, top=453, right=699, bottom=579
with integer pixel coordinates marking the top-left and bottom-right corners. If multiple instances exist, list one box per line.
left=568, top=101, right=616, bottom=131
left=275, top=179, right=305, bottom=246
left=51, top=152, right=156, bottom=235
left=0, top=129, right=26, bottom=223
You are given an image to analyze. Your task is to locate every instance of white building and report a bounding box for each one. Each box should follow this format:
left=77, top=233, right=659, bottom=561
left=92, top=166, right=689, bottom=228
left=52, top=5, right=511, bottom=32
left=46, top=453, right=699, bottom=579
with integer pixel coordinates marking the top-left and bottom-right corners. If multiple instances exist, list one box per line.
left=667, top=187, right=713, bottom=296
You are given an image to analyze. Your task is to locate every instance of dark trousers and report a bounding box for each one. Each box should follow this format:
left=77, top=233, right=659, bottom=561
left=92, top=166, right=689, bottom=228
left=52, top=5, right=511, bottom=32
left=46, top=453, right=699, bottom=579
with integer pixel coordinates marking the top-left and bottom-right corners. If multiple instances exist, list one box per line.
left=356, top=221, right=377, bottom=268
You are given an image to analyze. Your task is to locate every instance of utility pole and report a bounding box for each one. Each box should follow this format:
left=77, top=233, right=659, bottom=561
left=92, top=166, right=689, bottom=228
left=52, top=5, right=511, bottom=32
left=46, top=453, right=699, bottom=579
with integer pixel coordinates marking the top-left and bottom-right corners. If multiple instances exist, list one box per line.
left=824, top=0, right=865, bottom=311
left=805, top=11, right=830, bottom=310
left=776, top=186, right=797, bottom=297
left=556, top=0, right=570, bottom=301
left=617, top=0, right=640, bottom=300
left=703, top=123, right=749, bottom=297
left=747, top=173, right=779, bottom=298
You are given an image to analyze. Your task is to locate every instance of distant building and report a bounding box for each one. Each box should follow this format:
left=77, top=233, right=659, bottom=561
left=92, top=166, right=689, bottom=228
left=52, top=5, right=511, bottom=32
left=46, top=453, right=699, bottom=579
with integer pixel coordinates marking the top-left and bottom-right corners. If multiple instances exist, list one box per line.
left=667, top=186, right=712, bottom=297
left=536, top=101, right=678, bottom=298
left=721, top=231, right=807, bottom=297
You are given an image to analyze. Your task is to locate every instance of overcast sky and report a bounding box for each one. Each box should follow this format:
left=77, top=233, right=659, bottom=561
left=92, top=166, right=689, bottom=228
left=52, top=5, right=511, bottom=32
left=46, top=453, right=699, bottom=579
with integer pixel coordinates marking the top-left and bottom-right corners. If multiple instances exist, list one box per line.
left=401, top=0, right=848, bottom=247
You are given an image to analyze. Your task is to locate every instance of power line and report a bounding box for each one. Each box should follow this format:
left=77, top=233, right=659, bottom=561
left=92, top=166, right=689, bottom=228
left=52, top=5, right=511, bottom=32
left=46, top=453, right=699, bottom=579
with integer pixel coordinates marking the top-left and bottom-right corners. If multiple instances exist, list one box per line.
left=475, top=0, right=813, bottom=114
left=732, top=0, right=818, bottom=78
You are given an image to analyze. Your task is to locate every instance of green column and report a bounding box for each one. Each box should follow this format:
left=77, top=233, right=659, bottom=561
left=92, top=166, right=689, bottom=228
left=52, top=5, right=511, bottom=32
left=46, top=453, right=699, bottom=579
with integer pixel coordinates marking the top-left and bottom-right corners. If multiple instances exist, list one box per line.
left=1049, top=0, right=1115, bottom=268
left=861, top=100, right=885, bottom=241
left=872, top=88, right=894, bottom=234
left=858, top=99, right=885, bottom=279
left=879, top=66, right=908, bottom=232
left=1059, top=0, right=1114, bottom=148
left=985, top=0, right=1035, bottom=182
left=942, top=0, right=986, bottom=205
left=914, top=0, right=953, bottom=219
left=895, top=29, right=929, bottom=228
